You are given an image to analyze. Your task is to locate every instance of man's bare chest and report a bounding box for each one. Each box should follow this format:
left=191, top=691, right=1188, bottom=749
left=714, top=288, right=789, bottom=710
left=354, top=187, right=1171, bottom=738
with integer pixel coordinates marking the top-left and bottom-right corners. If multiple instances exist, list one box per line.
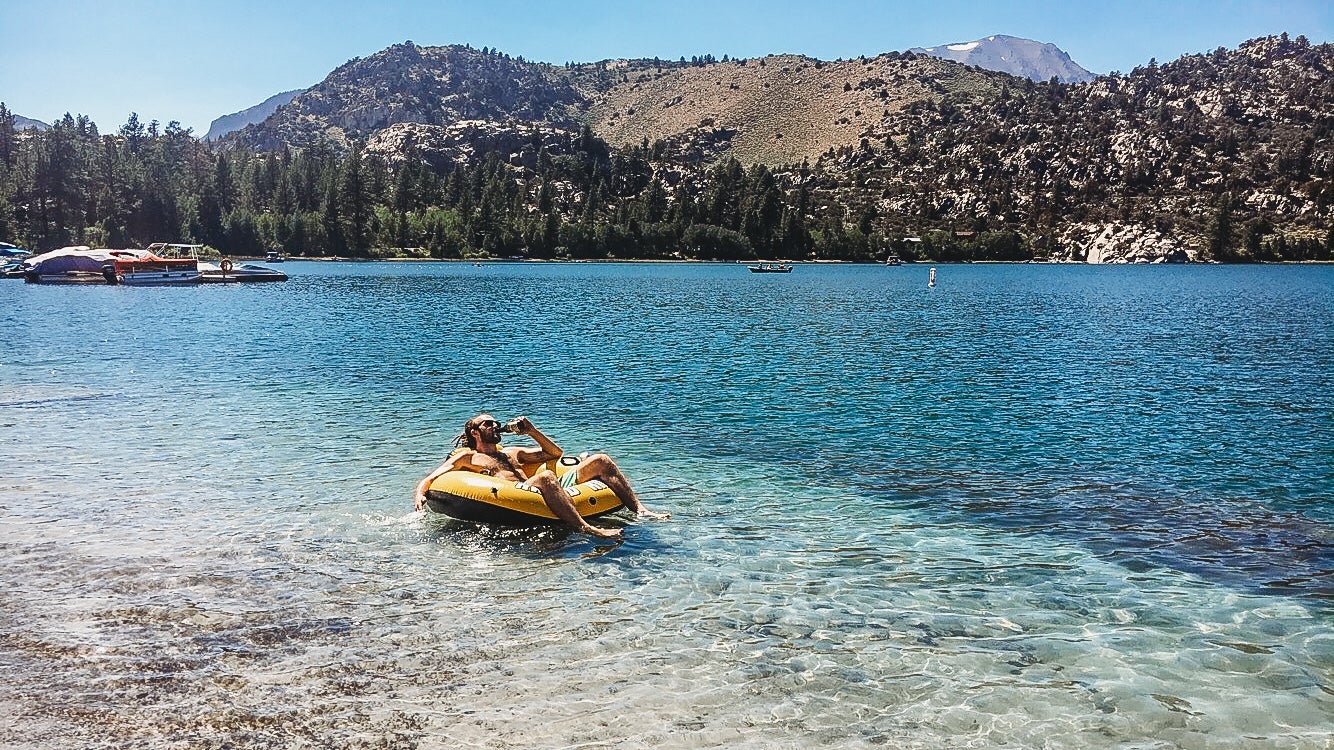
left=474, top=450, right=525, bottom=479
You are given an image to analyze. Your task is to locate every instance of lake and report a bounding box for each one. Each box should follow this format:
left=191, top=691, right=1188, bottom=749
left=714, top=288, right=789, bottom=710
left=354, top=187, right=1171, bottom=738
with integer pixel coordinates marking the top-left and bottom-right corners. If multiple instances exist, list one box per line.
left=1, top=261, right=1330, bottom=749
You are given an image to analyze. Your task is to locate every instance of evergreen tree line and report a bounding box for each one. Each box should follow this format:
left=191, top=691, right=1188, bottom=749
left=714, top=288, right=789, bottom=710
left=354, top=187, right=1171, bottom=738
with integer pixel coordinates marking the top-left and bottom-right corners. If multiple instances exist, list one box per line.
left=1, top=105, right=929, bottom=261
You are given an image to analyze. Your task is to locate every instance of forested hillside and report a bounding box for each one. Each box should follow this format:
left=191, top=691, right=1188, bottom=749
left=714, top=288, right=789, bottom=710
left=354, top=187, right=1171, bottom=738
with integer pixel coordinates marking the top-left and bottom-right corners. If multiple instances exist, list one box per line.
left=817, top=34, right=1334, bottom=261
left=0, top=35, right=1329, bottom=262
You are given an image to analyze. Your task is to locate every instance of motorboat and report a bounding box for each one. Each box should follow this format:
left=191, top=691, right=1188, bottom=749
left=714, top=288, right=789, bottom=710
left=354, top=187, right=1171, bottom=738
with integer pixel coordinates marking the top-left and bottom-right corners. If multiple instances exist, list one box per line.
left=1, top=243, right=26, bottom=277
left=748, top=262, right=793, bottom=273
left=197, top=259, right=288, bottom=283
left=149, top=243, right=288, bottom=283
left=265, top=249, right=285, bottom=263
left=885, top=254, right=902, bottom=266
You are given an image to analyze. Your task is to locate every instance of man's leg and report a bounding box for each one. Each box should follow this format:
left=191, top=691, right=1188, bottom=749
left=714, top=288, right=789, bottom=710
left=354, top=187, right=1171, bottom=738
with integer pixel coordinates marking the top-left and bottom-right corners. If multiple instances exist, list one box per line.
left=529, top=470, right=622, bottom=537
left=575, top=454, right=669, bottom=519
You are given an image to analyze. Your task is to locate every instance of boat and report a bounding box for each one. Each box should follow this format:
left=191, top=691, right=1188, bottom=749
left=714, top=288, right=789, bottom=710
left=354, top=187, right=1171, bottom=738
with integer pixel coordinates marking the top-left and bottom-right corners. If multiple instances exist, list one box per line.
left=149, top=243, right=288, bottom=283
left=21, top=246, right=150, bottom=284
left=106, top=254, right=202, bottom=285
left=265, top=249, right=285, bottom=263
left=748, top=262, right=793, bottom=273
left=885, top=254, right=902, bottom=266
left=423, top=454, right=623, bottom=525
left=197, top=259, right=289, bottom=283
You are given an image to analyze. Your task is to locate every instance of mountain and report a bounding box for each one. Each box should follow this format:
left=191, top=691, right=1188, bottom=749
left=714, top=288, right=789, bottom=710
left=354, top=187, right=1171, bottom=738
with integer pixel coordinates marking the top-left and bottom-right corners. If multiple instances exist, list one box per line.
left=14, top=113, right=48, bottom=131
left=219, top=34, right=1331, bottom=262
left=232, top=43, right=592, bottom=151
left=583, top=53, right=1010, bottom=166
left=233, top=43, right=1013, bottom=165
left=821, top=34, right=1332, bottom=261
left=205, top=89, right=304, bottom=141
left=910, top=34, right=1096, bottom=83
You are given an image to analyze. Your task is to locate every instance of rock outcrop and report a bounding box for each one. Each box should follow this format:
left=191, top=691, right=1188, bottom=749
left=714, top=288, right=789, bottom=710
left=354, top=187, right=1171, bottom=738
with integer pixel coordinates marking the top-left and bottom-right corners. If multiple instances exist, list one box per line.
left=1053, top=222, right=1197, bottom=263
left=363, top=120, right=579, bottom=172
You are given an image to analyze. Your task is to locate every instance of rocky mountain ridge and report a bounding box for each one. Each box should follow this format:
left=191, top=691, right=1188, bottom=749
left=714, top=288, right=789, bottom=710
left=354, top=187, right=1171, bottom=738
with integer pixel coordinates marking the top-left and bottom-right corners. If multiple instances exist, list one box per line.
left=232, top=44, right=1015, bottom=165
left=583, top=53, right=1010, bottom=166
left=234, top=43, right=591, bottom=151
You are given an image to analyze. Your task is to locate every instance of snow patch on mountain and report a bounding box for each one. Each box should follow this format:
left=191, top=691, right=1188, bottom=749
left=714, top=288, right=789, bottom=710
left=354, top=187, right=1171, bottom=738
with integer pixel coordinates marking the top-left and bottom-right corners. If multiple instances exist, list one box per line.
left=910, top=34, right=1096, bottom=84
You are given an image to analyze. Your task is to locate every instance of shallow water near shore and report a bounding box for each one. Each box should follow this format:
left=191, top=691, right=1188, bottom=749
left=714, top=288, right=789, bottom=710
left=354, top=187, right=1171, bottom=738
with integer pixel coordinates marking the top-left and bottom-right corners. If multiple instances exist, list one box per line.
left=1, top=261, right=1330, bottom=748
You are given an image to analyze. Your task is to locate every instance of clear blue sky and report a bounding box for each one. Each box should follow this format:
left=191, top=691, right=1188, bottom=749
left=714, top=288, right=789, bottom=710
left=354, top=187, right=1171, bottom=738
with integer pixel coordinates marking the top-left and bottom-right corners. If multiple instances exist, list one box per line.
left=2, top=0, right=1329, bottom=135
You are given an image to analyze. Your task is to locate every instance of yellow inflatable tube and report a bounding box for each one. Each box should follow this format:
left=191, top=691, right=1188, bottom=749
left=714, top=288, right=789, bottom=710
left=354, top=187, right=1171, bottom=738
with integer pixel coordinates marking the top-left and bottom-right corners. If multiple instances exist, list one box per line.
left=423, top=454, right=624, bottom=525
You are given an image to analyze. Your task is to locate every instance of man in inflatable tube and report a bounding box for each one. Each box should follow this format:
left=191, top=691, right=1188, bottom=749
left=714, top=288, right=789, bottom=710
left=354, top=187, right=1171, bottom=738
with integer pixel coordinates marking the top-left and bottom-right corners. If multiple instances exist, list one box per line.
left=414, top=414, right=669, bottom=537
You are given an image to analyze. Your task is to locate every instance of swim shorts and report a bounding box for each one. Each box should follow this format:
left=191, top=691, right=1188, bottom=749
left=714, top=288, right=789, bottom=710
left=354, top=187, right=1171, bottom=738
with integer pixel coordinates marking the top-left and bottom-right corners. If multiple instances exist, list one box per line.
left=517, top=468, right=581, bottom=493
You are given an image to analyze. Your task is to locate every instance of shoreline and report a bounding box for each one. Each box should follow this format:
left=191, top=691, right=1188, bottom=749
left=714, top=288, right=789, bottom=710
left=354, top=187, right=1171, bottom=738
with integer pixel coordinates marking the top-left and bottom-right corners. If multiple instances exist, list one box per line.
left=238, top=256, right=1334, bottom=266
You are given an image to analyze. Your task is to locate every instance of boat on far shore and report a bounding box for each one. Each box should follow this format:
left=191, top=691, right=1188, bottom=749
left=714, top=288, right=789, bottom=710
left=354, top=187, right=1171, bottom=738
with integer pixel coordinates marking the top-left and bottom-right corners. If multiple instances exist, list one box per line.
left=748, top=262, right=793, bottom=273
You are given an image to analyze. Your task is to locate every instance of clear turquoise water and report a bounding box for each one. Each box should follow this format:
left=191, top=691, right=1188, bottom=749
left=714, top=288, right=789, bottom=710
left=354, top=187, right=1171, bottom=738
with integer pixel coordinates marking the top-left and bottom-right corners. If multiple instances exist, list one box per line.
left=1, top=262, right=1330, bottom=749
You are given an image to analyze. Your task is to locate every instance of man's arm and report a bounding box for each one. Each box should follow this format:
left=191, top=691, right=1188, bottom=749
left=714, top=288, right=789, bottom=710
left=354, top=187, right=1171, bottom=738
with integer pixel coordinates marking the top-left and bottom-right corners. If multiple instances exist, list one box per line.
left=509, top=416, right=563, bottom=464
left=414, top=451, right=471, bottom=511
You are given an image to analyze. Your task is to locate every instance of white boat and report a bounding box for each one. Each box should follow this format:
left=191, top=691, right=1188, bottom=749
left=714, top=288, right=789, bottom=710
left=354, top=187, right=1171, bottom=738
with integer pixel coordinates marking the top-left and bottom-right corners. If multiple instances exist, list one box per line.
left=197, top=259, right=289, bottom=283
left=108, top=254, right=202, bottom=285
left=150, top=243, right=288, bottom=283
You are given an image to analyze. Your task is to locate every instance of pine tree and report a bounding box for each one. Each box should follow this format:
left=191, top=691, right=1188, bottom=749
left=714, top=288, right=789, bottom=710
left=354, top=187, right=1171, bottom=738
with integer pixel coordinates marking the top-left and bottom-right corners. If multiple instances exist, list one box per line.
left=0, top=105, right=15, bottom=241
left=339, top=147, right=371, bottom=256
left=1208, top=192, right=1235, bottom=261
left=321, top=173, right=344, bottom=257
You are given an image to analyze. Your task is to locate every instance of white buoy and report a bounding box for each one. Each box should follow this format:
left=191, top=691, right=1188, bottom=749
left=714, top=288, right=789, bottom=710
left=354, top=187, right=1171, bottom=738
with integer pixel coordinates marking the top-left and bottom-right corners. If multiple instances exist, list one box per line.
left=928, top=267, right=936, bottom=288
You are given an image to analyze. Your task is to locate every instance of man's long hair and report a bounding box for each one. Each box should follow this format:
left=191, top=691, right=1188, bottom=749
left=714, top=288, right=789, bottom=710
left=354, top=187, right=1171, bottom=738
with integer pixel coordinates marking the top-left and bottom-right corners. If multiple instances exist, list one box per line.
left=454, top=415, right=484, bottom=450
